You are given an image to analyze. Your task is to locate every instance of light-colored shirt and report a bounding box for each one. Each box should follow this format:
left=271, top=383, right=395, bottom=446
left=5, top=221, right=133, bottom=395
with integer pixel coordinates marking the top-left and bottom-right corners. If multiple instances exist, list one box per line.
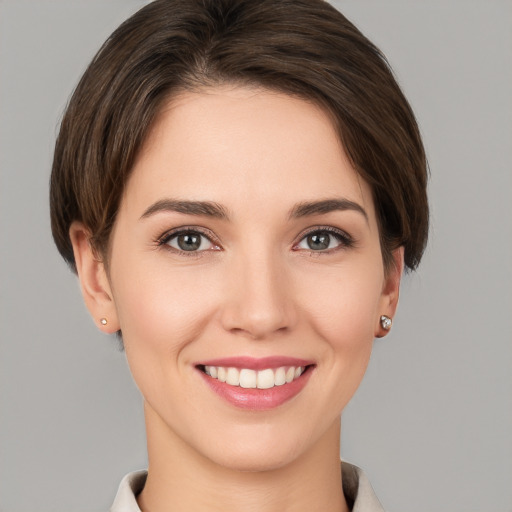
left=109, top=461, right=385, bottom=512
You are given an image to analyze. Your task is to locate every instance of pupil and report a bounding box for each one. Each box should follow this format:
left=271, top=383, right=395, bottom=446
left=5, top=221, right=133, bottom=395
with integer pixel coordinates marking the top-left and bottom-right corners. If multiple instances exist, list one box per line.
left=308, top=232, right=330, bottom=250
left=178, top=233, right=201, bottom=251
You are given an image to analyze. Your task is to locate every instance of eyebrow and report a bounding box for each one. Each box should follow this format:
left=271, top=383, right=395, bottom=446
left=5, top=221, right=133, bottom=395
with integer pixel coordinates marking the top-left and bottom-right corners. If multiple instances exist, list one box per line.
left=140, top=199, right=229, bottom=220
left=140, top=197, right=368, bottom=223
left=289, top=198, right=368, bottom=223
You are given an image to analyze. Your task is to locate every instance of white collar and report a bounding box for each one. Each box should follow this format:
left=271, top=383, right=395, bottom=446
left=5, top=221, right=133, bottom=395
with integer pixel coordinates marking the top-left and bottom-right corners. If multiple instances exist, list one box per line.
left=110, top=461, right=385, bottom=512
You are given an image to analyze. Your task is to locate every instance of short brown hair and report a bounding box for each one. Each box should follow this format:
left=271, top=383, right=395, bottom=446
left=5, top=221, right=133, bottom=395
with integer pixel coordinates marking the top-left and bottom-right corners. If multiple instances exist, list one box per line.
left=50, top=0, right=428, bottom=272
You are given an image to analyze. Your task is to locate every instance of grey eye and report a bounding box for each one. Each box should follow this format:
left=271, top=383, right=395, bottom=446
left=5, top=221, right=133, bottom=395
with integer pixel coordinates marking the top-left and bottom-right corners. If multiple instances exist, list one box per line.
left=306, top=232, right=331, bottom=250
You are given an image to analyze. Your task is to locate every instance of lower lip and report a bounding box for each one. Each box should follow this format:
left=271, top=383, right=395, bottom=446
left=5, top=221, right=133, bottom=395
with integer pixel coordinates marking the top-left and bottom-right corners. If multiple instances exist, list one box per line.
left=198, top=367, right=313, bottom=411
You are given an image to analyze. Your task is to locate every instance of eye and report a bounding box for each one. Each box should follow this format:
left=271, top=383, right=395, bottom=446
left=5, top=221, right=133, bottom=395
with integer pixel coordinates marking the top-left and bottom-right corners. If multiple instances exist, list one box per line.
left=161, top=229, right=217, bottom=253
left=295, top=228, right=353, bottom=252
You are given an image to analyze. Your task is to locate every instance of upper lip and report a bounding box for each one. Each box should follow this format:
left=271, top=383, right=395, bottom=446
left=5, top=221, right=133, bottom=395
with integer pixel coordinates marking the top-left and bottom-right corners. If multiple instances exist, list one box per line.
left=195, top=356, right=315, bottom=371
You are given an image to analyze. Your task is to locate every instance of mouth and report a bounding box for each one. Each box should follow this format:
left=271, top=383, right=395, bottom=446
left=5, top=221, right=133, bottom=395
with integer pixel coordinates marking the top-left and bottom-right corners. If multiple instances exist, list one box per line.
left=195, top=357, right=315, bottom=410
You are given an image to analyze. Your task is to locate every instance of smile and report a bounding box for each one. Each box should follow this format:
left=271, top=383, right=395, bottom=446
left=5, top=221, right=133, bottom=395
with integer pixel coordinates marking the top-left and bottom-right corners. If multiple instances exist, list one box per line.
left=202, top=365, right=306, bottom=389
left=196, top=357, right=315, bottom=410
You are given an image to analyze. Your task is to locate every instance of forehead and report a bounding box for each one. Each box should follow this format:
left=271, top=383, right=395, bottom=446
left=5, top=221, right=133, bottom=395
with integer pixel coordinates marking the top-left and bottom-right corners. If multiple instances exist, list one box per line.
left=124, top=85, right=376, bottom=222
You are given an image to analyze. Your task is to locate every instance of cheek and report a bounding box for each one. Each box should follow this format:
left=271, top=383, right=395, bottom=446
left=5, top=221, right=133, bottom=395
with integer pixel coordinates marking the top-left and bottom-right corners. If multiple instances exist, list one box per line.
left=297, top=261, right=383, bottom=345
left=296, top=260, right=383, bottom=403
left=110, top=254, right=223, bottom=360
left=109, top=257, right=227, bottom=416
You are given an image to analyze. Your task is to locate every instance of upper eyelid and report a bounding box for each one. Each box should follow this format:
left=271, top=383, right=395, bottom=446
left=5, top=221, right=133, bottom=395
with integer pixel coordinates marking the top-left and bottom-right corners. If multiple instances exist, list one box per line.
left=158, top=226, right=219, bottom=245
left=295, top=225, right=352, bottom=241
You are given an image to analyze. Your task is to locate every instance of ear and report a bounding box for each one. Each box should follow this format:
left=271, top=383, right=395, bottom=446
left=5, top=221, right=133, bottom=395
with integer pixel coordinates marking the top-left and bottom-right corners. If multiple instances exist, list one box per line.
left=69, top=222, right=120, bottom=333
left=375, top=247, right=404, bottom=338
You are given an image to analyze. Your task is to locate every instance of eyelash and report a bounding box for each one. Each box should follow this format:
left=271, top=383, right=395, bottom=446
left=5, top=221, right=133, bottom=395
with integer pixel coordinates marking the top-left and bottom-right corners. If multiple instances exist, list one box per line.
left=156, top=225, right=354, bottom=257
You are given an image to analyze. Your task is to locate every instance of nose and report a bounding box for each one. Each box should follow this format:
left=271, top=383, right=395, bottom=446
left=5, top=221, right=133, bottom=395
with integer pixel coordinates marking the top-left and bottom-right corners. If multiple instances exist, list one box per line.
left=220, top=249, right=297, bottom=340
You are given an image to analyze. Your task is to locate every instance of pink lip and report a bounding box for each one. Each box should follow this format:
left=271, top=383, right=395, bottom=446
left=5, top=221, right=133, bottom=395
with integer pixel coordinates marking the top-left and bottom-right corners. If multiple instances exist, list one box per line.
left=195, top=356, right=315, bottom=411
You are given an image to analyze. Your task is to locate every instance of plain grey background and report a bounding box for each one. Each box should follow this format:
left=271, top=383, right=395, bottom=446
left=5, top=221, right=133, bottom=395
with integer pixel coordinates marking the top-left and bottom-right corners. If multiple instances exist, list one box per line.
left=1, top=1, right=511, bottom=511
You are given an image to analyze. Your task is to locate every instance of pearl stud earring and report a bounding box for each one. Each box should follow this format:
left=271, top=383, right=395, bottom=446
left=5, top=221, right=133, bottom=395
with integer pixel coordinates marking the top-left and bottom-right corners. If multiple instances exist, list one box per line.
left=100, top=318, right=108, bottom=326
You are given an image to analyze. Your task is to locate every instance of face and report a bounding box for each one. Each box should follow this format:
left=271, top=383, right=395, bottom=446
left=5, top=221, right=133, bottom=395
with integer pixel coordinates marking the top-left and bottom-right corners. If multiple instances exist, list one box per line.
left=76, top=86, right=401, bottom=472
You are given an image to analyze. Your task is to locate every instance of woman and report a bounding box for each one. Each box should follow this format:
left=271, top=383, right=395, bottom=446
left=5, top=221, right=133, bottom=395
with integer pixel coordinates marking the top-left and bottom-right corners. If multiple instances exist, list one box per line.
left=50, top=0, right=428, bottom=510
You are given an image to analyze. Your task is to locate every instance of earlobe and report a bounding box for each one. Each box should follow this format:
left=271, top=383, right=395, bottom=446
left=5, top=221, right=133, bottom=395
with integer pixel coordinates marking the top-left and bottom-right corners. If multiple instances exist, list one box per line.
left=375, top=247, right=404, bottom=338
left=69, top=222, right=120, bottom=333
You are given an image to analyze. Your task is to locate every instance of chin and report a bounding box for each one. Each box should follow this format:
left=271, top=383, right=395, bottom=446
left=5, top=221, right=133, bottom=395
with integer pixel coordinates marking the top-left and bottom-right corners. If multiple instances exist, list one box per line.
left=195, top=425, right=313, bottom=474
left=209, top=446, right=300, bottom=474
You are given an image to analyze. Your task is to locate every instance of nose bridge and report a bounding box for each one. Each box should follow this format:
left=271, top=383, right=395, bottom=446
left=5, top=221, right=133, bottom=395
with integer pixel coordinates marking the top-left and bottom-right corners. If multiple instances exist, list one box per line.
left=221, top=243, right=295, bottom=339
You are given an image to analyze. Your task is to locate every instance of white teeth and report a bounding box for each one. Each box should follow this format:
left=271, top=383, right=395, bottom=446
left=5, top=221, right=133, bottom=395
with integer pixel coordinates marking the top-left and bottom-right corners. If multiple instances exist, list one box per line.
left=203, top=365, right=307, bottom=389
left=274, top=367, right=286, bottom=386
left=217, top=366, right=227, bottom=382
left=257, top=368, right=275, bottom=389
left=226, top=367, right=240, bottom=386
left=239, top=369, right=257, bottom=388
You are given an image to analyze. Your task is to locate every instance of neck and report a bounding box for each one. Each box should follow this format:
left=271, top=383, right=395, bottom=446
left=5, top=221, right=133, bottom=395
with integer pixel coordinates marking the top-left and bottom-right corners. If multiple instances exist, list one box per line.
left=137, top=403, right=349, bottom=512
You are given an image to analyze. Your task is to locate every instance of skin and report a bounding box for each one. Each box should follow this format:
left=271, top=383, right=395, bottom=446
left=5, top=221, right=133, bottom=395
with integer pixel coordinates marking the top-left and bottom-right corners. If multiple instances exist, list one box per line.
left=70, top=86, right=403, bottom=512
